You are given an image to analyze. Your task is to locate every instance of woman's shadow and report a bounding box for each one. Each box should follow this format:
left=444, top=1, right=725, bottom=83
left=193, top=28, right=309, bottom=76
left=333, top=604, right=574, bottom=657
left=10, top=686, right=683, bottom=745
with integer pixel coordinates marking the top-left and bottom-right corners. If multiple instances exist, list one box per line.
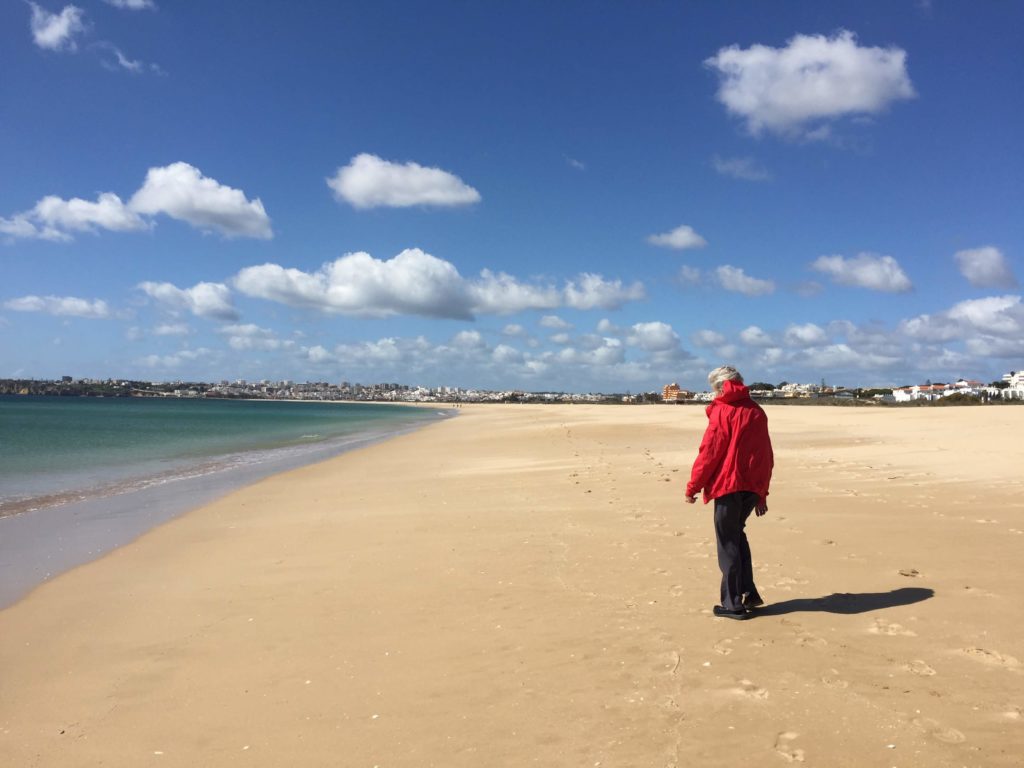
left=757, top=587, right=934, bottom=616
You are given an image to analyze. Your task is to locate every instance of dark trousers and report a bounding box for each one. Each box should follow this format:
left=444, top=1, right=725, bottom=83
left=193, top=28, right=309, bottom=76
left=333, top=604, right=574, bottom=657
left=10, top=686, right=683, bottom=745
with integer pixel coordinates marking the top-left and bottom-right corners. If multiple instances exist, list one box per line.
left=713, top=491, right=762, bottom=611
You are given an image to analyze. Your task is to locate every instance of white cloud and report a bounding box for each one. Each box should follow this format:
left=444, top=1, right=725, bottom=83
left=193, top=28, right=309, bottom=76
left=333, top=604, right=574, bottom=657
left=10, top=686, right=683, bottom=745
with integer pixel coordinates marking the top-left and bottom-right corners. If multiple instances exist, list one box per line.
left=137, top=280, right=238, bottom=320
left=34, top=192, right=147, bottom=233
left=502, top=324, right=527, bottom=337
left=469, top=270, right=561, bottom=314
left=563, top=273, right=645, bottom=310
left=153, top=322, right=190, bottom=336
left=129, top=162, right=272, bottom=239
left=954, top=246, right=1017, bottom=289
left=715, top=265, right=775, bottom=296
left=628, top=321, right=681, bottom=352
left=691, top=329, right=726, bottom=347
left=96, top=44, right=147, bottom=74
left=566, top=157, right=586, bottom=171
left=739, top=325, right=774, bottom=346
left=4, top=294, right=110, bottom=318
left=596, top=318, right=621, bottom=335
left=947, top=295, right=1023, bottom=336
left=811, top=253, right=912, bottom=292
left=647, top=224, right=708, bottom=250
left=677, top=265, right=702, bottom=285
left=0, top=192, right=147, bottom=240
left=550, top=332, right=571, bottom=345
left=2, top=163, right=269, bottom=241
left=103, top=0, right=156, bottom=9
left=217, top=324, right=294, bottom=351
left=539, top=315, right=571, bottom=330
left=711, top=155, right=770, bottom=181
left=234, top=249, right=473, bottom=319
left=137, top=347, right=212, bottom=369
left=705, top=30, right=915, bottom=138
left=492, top=344, right=524, bottom=364
left=29, top=3, right=86, bottom=52
left=235, top=250, right=643, bottom=320
left=326, top=153, right=480, bottom=209
left=784, top=322, right=828, bottom=347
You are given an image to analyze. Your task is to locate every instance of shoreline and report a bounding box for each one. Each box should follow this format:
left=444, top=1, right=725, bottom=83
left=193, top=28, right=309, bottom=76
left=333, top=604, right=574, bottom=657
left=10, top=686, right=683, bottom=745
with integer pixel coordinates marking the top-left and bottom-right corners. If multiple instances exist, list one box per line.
left=1, top=404, right=1022, bottom=766
left=0, top=408, right=451, bottom=610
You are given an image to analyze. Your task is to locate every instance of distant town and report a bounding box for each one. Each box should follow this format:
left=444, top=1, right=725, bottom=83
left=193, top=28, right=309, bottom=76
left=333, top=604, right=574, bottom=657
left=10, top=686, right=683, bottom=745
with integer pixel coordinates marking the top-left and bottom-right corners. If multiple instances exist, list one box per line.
left=2, top=370, right=1022, bottom=405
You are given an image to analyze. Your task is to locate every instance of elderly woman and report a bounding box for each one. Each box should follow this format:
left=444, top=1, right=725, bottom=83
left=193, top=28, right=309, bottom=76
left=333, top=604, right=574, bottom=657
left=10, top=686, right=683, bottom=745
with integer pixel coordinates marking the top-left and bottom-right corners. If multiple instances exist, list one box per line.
left=685, top=366, right=774, bottom=620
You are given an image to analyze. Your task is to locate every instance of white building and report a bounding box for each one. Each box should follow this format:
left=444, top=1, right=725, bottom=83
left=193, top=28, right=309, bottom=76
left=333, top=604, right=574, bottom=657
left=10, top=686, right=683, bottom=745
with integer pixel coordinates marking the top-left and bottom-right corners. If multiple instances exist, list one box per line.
left=1002, top=370, right=1024, bottom=400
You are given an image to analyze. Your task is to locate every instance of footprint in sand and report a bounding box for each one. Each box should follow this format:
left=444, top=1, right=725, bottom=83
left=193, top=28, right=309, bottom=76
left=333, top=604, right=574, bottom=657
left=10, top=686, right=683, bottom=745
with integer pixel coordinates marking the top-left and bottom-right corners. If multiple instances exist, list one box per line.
left=898, top=568, right=921, bottom=578
left=713, top=638, right=734, bottom=656
left=772, top=576, right=809, bottom=591
left=868, top=618, right=917, bottom=637
left=904, top=659, right=936, bottom=676
left=959, top=647, right=1020, bottom=669
left=732, top=679, right=769, bottom=700
left=821, top=671, right=849, bottom=689
left=773, top=732, right=805, bottom=762
left=795, top=631, right=828, bottom=649
left=669, top=584, right=685, bottom=598
left=912, top=717, right=966, bottom=744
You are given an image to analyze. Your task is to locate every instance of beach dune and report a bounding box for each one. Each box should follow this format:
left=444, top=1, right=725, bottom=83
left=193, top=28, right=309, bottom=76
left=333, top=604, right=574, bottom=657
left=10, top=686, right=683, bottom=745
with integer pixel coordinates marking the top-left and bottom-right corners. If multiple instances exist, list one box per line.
left=1, top=404, right=1022, bottom=767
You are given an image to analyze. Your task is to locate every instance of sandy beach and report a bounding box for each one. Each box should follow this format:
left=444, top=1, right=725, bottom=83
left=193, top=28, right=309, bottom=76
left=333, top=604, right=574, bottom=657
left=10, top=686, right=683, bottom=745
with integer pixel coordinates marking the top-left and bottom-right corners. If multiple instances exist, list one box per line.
left=1, top=403, right=1022, bottom=767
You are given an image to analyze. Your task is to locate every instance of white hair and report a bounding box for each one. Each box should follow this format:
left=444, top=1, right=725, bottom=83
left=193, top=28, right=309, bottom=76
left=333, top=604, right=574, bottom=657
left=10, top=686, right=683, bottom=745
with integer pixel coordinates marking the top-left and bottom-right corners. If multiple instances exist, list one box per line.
left=708, top=365, right=743, bottom=392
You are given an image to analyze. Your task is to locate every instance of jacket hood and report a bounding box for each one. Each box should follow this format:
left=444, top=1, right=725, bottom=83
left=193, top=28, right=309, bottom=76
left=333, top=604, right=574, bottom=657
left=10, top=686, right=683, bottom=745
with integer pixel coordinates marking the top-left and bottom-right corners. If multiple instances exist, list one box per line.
left=717, top=379, right=751, bottom=404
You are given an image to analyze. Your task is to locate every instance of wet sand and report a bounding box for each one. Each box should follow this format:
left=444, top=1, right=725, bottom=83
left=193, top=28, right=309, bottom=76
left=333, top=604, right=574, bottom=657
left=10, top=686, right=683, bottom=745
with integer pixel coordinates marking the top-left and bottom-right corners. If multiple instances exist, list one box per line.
left=1, top=404, right=1022, bottom=767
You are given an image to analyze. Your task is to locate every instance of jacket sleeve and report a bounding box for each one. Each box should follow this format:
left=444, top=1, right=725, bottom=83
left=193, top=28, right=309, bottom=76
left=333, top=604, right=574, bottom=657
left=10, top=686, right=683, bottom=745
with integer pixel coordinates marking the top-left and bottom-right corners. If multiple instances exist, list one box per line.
left=686, top=420, right=727, bottom=501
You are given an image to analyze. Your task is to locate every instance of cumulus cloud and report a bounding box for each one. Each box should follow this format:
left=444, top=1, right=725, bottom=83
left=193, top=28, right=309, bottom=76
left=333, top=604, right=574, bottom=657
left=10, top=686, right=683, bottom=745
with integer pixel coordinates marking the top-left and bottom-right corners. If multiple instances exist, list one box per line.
left=153, top=322, right=190, bottom=336
left=705, top=30, right=915, bottom=138
left=234, top=249, right=473, bottom=319
left=647, top=224, right=708, bottom=250
left=4, top=294, right=110, bottom=318
left=715, top=265, right=775, bottom=296
left=326, top=153, right=481, bottom=209
left=29, top=3, right=86, bottom=51
left=691, top=329, right=726, bottom=347
left=739, top=325, right=774, bottom=347
left=137, top=280, right=238, bottom=320
left=470, top=270, right=562, bottom=314
left=2, top=162, right=270, bottom=242
left=234, top=250, right=644, bottom=319
left=502, top=324, right=527, bottom=338
left=137, top=347, right=212, bottom=369
left=711, top=155, right=771, bottom=181
left=33, top=192, right=146, bottom=237
left=130, top=162, right=272, bottom=239
left=784, top=322, right=829, bottom=347
left=296, top=320, right=703, bottom=392
left=811, top=253, right=912, bottom=292
left=539, top=315, right=571, bottom=330
left=628, top=321, right=682, bottom=352
left=217, top=323, right=294, bottom=351
left=563, top=273, right=645, bottom=310
left=954, top=246, right=1017, bottom=289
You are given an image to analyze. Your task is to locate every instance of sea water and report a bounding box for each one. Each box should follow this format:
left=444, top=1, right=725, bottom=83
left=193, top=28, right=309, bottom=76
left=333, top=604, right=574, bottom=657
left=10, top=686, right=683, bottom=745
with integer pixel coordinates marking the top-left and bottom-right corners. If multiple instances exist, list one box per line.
left=0, top=395, right=445, bottom=607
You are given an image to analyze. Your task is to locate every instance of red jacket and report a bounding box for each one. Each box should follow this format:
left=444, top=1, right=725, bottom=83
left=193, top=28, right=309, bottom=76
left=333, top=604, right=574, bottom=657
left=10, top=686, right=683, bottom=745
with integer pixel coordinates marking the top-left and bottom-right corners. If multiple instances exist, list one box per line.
left=686, top=380, right=774, bottom=504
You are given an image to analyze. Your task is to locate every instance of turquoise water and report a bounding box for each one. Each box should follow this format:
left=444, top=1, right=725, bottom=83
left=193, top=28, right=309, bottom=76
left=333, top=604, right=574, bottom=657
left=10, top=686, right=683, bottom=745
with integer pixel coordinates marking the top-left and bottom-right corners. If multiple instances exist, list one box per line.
left=0, top=395, right=439, bottom=513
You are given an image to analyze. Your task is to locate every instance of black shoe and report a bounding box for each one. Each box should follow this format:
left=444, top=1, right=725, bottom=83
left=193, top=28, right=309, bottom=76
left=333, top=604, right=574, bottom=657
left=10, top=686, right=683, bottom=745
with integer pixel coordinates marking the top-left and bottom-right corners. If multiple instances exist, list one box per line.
left=712, top=605, right=750, bottom=620
left=742, top=593, right=765, bottom=610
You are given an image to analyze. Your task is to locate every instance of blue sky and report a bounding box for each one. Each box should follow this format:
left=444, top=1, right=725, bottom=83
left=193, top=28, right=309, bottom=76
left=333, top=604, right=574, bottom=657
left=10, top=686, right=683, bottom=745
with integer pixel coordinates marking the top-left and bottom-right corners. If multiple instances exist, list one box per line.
left=2, top=1, right=1021, bottom=392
